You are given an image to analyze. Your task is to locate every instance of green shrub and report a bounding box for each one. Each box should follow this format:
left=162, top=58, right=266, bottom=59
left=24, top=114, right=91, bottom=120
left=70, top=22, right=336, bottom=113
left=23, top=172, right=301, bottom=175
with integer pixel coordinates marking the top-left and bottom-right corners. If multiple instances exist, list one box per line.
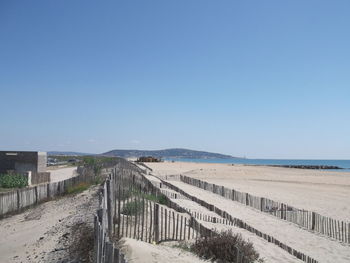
left=0, top=174, right=28, bottom=188
left=157, top=195, right=167, bottom=205
left=121, top=200, right=144, bottom=216
left=191, top=230, right=261, bottom=263
left=136, top=191, right=168, bottom=205
left=142, top=193, right=158, bottom=202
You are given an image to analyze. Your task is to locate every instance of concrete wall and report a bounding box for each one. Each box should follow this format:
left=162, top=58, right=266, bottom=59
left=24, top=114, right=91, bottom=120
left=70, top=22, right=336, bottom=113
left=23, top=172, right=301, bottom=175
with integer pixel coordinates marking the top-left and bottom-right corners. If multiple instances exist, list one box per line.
left=37, top=152, right=47, bottom=173
left=0, top=151, right=47, bottom=175
left=14, top=162, right=37, bottom=175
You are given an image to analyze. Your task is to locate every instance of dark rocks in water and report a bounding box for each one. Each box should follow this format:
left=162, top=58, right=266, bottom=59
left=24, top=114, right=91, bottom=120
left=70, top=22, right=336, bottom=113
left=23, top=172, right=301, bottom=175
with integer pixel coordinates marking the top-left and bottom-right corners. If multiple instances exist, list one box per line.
left=269, top=165, right=342, bottom=170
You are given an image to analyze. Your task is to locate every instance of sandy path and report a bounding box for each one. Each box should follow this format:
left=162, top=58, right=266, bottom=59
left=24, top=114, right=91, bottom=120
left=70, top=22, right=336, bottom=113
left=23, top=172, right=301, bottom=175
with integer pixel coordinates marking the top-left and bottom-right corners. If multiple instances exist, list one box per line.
left=168, top=181, right=350, bottom=263
left=49, top=167, right=77, bottom=183
left=0, top=186, right=98, bottom=263
left=121, top=238, right=209, bottom=263
left=148, top=162, right=350, bottom=221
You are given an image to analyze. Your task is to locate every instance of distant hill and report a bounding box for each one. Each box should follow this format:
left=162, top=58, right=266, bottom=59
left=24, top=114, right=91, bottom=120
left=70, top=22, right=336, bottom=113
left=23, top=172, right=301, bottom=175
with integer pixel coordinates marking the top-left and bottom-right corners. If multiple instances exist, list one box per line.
left=102, top=148, right=235, bottom=159
left=48, top=151, right=94, bottom=156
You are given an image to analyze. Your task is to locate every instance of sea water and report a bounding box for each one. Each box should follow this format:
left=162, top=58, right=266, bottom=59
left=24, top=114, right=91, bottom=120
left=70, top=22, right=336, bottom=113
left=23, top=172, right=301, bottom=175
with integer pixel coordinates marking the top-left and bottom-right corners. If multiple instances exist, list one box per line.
left=164, top=158, right=350, bottom=172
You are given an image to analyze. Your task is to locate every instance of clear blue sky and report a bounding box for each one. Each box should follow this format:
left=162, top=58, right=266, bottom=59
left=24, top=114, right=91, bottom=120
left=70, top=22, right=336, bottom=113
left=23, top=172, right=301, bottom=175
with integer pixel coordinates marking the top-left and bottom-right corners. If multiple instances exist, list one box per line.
left=1, top=0, right=349, bottom=159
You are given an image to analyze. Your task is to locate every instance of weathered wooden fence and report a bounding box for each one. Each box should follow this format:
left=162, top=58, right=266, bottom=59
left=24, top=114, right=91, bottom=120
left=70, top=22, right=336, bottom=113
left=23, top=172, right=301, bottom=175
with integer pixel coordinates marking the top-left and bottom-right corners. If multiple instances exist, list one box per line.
left=109, top=167, right=200, bottom=243
left=158, top=177, right=319, bottom=263
left=180, top=175, right=350, bottom=245
left=99, top=165, right=251, bottom=263
left=94, top=180, right=127, bottom=263
left=0, top=166, right=100, bottom=217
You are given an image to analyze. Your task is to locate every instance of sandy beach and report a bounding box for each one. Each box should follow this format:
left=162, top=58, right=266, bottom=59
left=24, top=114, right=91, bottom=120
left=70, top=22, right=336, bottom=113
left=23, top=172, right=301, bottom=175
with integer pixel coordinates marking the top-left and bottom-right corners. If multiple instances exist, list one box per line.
left=146, top=161, right=350, bottom=263
left=148, top=162, right=350, bottom=221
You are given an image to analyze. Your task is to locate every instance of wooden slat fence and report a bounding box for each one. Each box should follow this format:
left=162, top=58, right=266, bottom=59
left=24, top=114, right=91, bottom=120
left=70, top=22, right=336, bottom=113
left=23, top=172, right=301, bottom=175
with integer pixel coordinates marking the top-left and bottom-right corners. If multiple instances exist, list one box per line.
left=160, top=189, right=189, bottom=200
left=0, top=166, right=107, bottom=218
left=158, top=176, right=319, bottom=263
left=100, top=165, right=250, bottom=263
left=109, top=167, right=200, bottom=243
left=94, top=180, right=127, bottom=263
left=93, top=159, right=147, bottom=263
left=180, top=175, right=350, bottom=245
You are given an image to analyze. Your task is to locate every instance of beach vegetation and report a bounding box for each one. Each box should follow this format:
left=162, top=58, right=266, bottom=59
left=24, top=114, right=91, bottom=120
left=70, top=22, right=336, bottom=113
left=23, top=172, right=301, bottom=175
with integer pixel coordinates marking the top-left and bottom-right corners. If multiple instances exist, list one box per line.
left=141, top=192, right=167, bottom=205
left=123, top=189, right=168, bottom=205
left=191, top=230, right=261, bottom=263
left=0, top=174, right=28, bottom=188
left=121, top=199, right=144, bottom=216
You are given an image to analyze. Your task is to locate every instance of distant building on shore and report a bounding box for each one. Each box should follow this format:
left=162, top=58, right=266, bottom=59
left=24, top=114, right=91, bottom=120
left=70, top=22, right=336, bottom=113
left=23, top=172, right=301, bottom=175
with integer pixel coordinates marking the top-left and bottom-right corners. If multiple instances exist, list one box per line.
left=0, top=151, right=47, bottom=176
left=136, top=156, right=162, bottom=163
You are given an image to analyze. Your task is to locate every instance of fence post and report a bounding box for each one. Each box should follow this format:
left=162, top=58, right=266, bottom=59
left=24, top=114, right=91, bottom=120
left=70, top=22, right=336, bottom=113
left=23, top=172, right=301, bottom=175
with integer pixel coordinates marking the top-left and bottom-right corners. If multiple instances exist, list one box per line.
left=280, top=204, right=284, bottom=219
left=94, top=215, right=99, bottom=263
left=154, top=203, right=159, bottom=243
left=311, top=212, right=316, bottom=231
left=114, top=247, right=120, bottom=263
left=35, top=186, right=38, bottom=204
left=261, top=198, right=265, bottom=212
left=47, top=183, right=50, bottom=199
left=106, top=242, right=114, bottom=263
left=16, top=189, right=20, bottom=210
left=106, top=180, right=113, bottom=237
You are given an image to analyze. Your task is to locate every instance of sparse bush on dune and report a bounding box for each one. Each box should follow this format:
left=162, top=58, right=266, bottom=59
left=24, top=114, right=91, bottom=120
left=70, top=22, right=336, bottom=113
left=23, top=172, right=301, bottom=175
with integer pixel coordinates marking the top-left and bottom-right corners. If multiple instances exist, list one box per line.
left=121, top=199, right=144, bottom=216
left=191, top=230, right=262, bottom=263
left=121, top=188, right=168, bottom=205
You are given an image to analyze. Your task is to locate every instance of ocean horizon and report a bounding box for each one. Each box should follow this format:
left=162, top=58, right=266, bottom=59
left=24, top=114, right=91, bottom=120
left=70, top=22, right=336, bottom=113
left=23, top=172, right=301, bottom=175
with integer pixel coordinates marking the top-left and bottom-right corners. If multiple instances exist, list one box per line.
left=164, top=158, right=350, bottom=171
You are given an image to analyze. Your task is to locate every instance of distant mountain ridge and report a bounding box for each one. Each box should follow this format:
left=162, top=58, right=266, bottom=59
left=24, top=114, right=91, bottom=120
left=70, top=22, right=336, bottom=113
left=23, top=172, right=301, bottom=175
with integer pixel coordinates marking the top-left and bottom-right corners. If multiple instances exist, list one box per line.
left=102, top=148, right=235, bottom=159
left=48, top=151, right=94, bottom=156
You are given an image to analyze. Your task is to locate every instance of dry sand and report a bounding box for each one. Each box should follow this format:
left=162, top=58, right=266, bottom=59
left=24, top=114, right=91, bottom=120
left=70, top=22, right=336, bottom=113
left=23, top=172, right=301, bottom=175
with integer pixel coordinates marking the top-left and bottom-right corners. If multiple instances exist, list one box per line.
left=148, top=162, right=350, bottom=221
left=121, top=238, right=209, bottom=263
left=147, top=162, right=350, bottom=263
left=169, top=180, right=350, bottom=263
left=0, top=186, right=98, bottom=263
left=169, top=196, right=302, bottom=263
